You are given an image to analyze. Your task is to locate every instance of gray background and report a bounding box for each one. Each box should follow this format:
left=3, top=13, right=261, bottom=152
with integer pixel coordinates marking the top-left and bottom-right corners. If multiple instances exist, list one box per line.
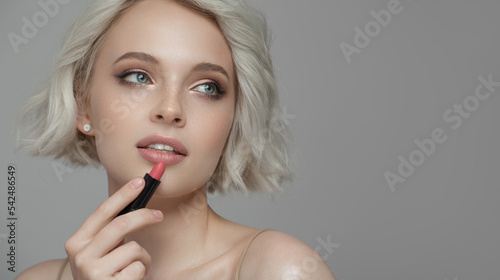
left=1, top=0, right=499, bottom=279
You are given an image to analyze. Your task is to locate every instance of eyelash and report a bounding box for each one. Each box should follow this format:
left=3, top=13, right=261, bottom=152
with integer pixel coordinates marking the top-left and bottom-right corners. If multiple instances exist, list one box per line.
left=115, top=70, right=152, bottom=87
left=196, top=80, right=226, bottom=100
left=115, top=70, right=226, bottom=100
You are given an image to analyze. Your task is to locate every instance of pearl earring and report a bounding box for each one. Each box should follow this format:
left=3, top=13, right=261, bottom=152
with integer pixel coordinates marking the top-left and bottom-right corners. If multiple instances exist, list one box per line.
left=83, top=124, right=91, bottom=132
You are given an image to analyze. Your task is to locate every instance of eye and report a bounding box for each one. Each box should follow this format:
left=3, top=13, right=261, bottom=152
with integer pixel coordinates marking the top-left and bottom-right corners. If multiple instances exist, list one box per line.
left=124, top=72, right=150, bottom=84
left=116, top=71, right=152, bottom=86
left=193, top=83, right=217, bottom=95
left=192, top=81, right=226, bottom=99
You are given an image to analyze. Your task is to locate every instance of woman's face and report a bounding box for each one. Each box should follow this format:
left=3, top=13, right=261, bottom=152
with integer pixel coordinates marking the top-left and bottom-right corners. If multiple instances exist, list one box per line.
left=78, top=0, right=236, bottom=197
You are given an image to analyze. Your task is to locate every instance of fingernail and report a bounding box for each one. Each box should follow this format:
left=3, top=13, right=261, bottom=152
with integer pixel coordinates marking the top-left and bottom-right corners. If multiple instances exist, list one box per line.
left=153, top=210, right=163, bottom=219
left=130, top=177, right=144, bottom=190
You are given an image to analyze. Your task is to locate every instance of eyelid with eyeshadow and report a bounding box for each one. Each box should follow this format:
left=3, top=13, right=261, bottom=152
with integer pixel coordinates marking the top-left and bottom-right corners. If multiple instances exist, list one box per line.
left=115, top=69, right=154, bottom=86
left=191, top=80, right=226, bottom=97
left=114, top=69, right=227, bottom=100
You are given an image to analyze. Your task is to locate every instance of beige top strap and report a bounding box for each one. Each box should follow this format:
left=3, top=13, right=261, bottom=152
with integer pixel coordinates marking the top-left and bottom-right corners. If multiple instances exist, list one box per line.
left=235, top=228, right=274, bottom=280
left=56, top=258, right=69, bottom=280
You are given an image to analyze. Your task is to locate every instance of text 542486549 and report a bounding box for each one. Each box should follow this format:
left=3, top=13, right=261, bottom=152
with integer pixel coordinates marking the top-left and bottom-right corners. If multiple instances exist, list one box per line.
left=6, top=165, right=17, bottom=273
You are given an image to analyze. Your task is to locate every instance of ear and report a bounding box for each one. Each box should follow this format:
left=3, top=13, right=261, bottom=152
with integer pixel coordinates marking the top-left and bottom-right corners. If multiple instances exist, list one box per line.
left=76, top=100, right=94, bottom=136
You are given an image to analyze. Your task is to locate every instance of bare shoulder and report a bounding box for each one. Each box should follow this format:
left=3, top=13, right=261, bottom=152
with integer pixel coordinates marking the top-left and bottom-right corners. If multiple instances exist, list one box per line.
left=239, top=230, right=337, bottom=280
left=15, top=258, right=70, bottom=280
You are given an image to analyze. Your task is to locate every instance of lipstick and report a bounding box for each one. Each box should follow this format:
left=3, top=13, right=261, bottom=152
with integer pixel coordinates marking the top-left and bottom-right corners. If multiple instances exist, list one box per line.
left=117, top=162, right=165, bottom=216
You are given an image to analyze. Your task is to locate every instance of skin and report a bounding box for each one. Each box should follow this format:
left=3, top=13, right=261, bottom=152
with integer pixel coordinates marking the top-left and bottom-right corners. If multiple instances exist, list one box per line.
left=16, top=0, right=336, bottom=279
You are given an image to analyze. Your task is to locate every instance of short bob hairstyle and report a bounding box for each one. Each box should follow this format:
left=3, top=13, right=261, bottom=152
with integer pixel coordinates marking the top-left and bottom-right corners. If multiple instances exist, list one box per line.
left=17, top=0, right=294, bottom=194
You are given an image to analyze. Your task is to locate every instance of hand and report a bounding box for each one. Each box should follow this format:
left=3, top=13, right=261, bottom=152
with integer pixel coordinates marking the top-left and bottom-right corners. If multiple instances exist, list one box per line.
left=64, top=177, right=164, bottom=279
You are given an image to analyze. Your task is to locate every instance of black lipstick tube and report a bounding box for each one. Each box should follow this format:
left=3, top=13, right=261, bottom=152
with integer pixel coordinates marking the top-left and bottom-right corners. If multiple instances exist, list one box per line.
left=117, top=173, right=161, bottom=216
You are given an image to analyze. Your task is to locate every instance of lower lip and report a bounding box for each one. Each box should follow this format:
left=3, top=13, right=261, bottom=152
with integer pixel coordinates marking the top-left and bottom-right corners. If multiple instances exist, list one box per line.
left=138, top=148, right=186, bottom=165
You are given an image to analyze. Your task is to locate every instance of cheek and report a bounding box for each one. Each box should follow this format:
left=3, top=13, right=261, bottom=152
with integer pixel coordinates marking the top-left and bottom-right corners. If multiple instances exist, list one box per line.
left=91, top=94, right=119, bottom=146
left=90, top=85, right=147, bottom=144
left=188, top=107, right=234, bottom=180
left=206, top=114, right=233, bottom=154
left=91, top=101, right=121, bottom=169
left=89, top=92, right=148, bottom=188
left=201, top=100, right=234, bottom=151
left=89, top=89, right=137, bottom=163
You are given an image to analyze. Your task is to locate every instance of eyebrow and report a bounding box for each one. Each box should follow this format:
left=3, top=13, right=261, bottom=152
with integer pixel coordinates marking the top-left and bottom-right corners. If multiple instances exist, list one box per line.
left=192, top=62, right=230, bottom=81
left=113, top=52, right=159, bottom=65
left=113, top=52, right=230, bottom=81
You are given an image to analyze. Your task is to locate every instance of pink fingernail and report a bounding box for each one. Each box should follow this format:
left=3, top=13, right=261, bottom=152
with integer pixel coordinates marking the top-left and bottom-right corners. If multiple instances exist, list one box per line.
left=153, top=210, right=163, bottom=219
left=130, top=178, right=144, bottom=190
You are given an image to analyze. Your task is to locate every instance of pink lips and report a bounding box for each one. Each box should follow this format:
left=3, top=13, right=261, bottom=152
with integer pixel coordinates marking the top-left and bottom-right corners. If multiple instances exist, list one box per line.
left=137, top=134, right=187, bottom=165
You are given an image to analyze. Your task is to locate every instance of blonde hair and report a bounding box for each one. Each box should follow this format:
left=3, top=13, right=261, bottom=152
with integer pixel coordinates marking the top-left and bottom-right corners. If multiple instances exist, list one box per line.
left=16, top=0, right=294, bottom=194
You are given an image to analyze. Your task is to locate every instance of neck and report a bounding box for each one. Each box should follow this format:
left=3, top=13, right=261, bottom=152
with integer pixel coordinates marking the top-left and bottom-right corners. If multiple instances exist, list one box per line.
left=108, top=177, right=226, bottom=275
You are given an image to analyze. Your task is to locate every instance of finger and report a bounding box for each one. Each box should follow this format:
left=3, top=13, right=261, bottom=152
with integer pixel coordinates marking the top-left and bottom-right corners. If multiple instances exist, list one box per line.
left=115, top=261, right=147, bottom=280
left=83, top=208, right=162, bottom=258
left=70, top=177, right=145, bottom=244
left=101, top=241, right=152, bottom=277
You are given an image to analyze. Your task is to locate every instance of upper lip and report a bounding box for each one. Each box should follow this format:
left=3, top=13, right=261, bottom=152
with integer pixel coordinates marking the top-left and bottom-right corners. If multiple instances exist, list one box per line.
left=136, top=134, right=188, bottom=156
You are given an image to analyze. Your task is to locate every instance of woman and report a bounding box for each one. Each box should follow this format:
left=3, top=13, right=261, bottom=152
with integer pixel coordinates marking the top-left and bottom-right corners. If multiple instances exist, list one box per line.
left=16, top=0, right=336, bottom=279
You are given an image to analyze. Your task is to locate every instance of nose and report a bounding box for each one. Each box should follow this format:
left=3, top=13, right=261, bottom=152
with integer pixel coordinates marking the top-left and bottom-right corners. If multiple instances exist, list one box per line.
left=150, top=89, right=186, bottom=127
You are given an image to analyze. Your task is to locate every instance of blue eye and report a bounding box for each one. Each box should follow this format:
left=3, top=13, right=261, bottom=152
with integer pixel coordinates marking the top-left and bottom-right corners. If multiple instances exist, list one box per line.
left=125, top=72, right=150, bottom=84
left=194, top=83, right=217, bottom=95
left=192, top=82, right=226, bottom=100
left=116, top=71, right=152, bottom=86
